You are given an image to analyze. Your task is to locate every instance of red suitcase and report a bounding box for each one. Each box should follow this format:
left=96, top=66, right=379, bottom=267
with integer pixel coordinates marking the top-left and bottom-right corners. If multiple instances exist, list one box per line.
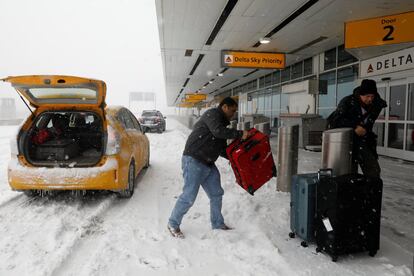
left=226, top=128, right=277, bottom=195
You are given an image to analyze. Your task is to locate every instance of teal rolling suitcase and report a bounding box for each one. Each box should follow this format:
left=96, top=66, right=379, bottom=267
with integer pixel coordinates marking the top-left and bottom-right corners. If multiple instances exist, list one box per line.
left=289, top=173, right=318, bottom=247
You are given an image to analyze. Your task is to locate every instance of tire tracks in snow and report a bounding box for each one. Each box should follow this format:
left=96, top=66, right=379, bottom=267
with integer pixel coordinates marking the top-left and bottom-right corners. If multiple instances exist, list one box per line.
left=0, top=192, right=116, bottom=276
left=51, top=170, right=156, bottom=275
left=38, top=194, right=117, bottom=276
left=50, top=128, right=190, bottom=275
left=0, top=193, right=25, bottom=209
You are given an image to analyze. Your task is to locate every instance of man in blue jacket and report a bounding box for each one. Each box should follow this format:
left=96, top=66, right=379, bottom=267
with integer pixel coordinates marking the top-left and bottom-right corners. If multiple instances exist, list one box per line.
left=168, top=97, right=249, bottom=238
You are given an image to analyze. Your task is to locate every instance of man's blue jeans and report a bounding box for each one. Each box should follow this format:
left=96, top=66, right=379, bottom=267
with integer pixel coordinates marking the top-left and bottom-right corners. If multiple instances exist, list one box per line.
left=168, top=155, right=225, bottom=229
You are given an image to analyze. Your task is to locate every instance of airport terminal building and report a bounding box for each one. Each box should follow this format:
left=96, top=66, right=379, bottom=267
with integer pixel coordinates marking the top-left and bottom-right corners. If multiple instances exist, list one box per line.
left=155, top=0, right=414, bottom=161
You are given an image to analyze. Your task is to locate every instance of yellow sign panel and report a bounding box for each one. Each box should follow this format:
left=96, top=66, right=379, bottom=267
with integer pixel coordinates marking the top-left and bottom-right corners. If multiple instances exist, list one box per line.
left=221, top=50, right=285, bottom=69
left=177, top=102, right=194, bottom=108
left=184, top=93, right=207, bottom=102
left=345, top=11, right=414, bottom=49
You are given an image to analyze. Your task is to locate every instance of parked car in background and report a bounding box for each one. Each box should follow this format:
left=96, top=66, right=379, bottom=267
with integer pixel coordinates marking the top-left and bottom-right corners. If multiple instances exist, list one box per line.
left=2, top=75, right=150, bottom=198
left=139, top=110, right=166, bottom=133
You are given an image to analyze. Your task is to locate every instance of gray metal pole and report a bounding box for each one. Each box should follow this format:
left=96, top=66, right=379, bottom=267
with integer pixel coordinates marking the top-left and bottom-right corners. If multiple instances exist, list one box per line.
left=277, top=125, right=299, bottom=192
left=237, top=121, right=251, bottom=130
left=254, top=122, right=271, bottom=136
left=321, top=128, right=353, bottom=176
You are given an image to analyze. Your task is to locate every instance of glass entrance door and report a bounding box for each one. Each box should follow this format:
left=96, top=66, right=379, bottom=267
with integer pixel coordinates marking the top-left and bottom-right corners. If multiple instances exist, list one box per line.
left=375, top=78, right=414, bottom=161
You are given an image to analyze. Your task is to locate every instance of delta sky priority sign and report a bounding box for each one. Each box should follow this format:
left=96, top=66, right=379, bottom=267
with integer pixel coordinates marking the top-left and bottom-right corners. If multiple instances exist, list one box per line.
left=184, top=93, right=207, bottom=103
left=221, top=50, right=285, bottom=69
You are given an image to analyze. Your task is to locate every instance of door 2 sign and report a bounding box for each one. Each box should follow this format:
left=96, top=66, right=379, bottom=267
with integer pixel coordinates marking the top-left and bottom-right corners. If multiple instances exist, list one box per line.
left=345, top=11, right=414, bottom=49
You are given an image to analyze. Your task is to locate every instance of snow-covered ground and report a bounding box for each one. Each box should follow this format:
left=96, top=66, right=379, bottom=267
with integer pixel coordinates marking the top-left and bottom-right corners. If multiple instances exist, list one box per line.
left=0, top=119, right=412, bottom=276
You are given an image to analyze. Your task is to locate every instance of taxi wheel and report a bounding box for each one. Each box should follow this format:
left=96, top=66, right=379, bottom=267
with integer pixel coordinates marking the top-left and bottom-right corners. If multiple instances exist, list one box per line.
left=23, top=190, right=38, bottom=197
left=144, top=147, right=150, bottom=169
left=118, top=163, right=135, bottom=198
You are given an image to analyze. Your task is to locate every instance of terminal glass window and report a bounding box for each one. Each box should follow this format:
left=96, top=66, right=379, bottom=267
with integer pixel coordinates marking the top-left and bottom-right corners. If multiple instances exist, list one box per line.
left=377, top=87, right=386, bottom=119
left=337, top=45, right=357, bottom=67
left=303, top=75, right=317, bottom=81
left=234, top=86, right=242, bottom=94
left=264, top=92, right=272, bottom=118
left=248, top=80, right=257, bottom=91
left=259, top=76, right=266, bottom=88
left=407, top=124, right=414, bottom=151
left=264, top=73, right=272, bottom=87
left=257, top=93, right=265, bottom=114
left=389, top=84, right=406, bottom=121
left=247, top=94, right=253, bottom=113
left=281, top=92, right=289, bottom=114
left=388, top=123, right=404, bottom=149
left=271, top=87, right=281, bottom=127
left=291, top=62, right=303, bottom=80
left=304, top=58, right=313, bottom=76
left=408, top=83, right=414, bottom=121
left=318, top=71, right=336, bottom=118
left=373, top=123, right=385, bottom=147
left=272, top=70, right=281, bottom=85
left=324, top=47, right=337, bottom=71
left=241, top=84, right=247, bottom=93
left=281, top=67, right=290, bottom=83
left=336, top=65, right=358, bottom=104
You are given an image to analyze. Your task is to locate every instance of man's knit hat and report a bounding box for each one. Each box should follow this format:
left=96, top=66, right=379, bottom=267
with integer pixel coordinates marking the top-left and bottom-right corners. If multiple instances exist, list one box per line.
left=359, top=79, right=377, bottom=95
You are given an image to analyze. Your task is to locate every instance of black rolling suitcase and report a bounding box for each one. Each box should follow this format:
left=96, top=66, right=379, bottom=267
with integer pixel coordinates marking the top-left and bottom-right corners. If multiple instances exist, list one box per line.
left=315, top=172, right=383, bottom=262
left=35, top=139, right=79, bottom=161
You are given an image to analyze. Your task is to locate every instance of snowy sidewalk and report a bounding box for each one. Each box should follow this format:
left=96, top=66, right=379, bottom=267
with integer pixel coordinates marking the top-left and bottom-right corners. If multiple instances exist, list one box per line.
left=0, top=120, right=412, bottom=276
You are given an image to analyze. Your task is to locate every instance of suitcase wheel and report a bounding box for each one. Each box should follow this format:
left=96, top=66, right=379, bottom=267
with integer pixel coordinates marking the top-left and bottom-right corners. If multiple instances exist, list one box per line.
left=300, top=241, right=308, bottom=248
left=331, top=255, right=338, bottom=262
left=368, top=250, right=377, bottom=257
left=289, top=232, right=295, bottom=239
left=272, top=165, right=277, bottom=177
left=248, top=186, right=255, bottom=195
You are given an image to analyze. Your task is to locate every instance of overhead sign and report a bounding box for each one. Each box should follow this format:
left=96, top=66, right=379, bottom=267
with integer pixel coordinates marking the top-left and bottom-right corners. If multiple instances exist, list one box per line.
left=184, top=93, right=207, bottom=102
left=360, top=46, right=414, bottom=78
left=345, top=11, right=414, bottom=49
left=221, top=50, right=285, bottom=69
left=177, top=102, right=194, bottom=108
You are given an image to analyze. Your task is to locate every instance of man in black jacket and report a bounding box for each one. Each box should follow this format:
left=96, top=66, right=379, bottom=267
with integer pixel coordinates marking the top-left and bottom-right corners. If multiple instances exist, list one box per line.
left=168, top=97, right=250, bottom=238
left=327, top=79, right=387, bottom=178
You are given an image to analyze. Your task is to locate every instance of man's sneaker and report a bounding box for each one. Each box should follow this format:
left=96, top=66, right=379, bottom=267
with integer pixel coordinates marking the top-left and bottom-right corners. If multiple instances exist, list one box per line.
left=220, top=224, right=233, bottom=230
left=167, top=225, right=184, bottom=238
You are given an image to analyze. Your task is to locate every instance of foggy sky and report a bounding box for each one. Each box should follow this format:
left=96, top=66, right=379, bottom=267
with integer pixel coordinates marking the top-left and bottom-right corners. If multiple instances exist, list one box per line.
left=0, top=0, right=170, bottom=114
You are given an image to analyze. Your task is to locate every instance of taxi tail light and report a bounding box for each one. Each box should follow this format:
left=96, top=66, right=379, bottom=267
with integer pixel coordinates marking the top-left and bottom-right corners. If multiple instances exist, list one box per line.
left=105, top=125, right=121, bottom=155
left=10, top=136, right=18, bottom=156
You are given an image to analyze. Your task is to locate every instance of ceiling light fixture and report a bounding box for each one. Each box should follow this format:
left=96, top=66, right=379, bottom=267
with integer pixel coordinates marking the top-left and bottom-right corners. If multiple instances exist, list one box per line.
left=259, top=37, right=271, bottom=44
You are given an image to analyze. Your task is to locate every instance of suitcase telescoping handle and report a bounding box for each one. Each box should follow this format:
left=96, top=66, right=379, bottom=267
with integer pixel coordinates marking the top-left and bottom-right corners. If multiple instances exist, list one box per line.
left=317, top=168, right=332, bottom=180
left=229, top=128, right=259, bottom=151
left=315, top=168, right=333, bottom=231
left=244, top=139, right=260, bottom=152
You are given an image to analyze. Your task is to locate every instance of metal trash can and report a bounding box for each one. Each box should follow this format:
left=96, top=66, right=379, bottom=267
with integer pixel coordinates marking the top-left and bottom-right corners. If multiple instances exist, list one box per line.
left=229, top=120, right=238, bottom=129
left=254, top=122, right=271, bottom=136
left=277, top=125, right=299, bottom=192
left=321, top=128, right=353, bottom=176
left=237, top=121, right=251, bottom=131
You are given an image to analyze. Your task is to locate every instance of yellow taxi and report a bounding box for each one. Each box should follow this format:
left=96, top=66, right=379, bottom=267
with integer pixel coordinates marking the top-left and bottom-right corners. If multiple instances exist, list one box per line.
left=2, top=75, right=149, bottom=198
